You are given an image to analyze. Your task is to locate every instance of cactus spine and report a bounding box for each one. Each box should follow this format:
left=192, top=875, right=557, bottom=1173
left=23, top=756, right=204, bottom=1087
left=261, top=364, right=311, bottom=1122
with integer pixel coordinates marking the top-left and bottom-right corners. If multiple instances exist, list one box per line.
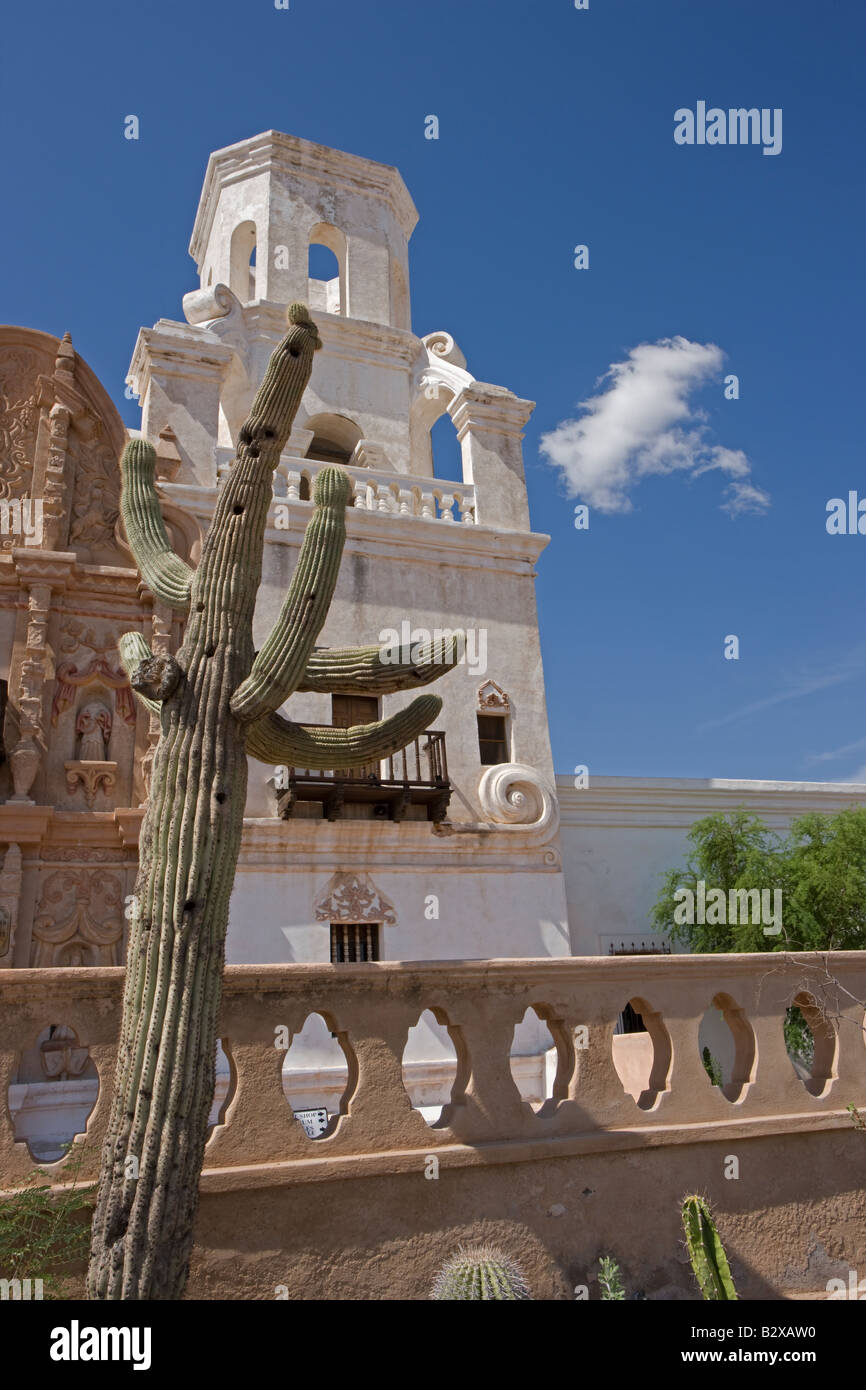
left=430, top=1245, right=532, bottom=1300
left=682, top=1194, right=738, bottom=1301
left=87, top=304, right=460, bottom=1301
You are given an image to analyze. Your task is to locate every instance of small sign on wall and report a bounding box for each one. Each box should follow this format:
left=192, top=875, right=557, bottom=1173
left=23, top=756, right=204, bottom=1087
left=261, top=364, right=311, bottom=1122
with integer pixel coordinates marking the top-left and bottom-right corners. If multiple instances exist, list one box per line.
left=294, top=1107, right=329, bottom=1138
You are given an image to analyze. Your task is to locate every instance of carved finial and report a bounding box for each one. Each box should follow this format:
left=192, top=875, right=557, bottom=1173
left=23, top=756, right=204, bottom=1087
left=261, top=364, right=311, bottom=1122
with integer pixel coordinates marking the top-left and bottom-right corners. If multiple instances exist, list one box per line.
left=55, top=332, right=75, bottom=376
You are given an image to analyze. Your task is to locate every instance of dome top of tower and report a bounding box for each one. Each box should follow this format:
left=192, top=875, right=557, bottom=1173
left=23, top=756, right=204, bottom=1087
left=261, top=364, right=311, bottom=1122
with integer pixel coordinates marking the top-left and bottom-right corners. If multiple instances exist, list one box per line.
left=188, top=131, right=418, bottom=329
left=189, top=130, right=418, bottom=263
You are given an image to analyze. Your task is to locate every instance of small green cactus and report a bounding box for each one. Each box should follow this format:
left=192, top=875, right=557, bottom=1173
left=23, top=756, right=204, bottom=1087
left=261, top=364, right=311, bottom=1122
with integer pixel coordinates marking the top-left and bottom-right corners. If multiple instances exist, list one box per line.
left=430, top=1244, right=532, bottom=1300
left=682, top=1194, right=738, bottom=1300
left=598, top=1255, right=626, bottom=1300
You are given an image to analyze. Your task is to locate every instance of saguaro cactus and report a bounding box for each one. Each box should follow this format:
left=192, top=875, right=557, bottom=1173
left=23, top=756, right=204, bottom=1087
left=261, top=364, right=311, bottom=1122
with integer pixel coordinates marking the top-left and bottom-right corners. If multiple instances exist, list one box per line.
left=682, top=1194, right=738, bottom=1300
left=430, top=1245, right=532, bottom=1300
left=87, top=304, right=461, bottom=1301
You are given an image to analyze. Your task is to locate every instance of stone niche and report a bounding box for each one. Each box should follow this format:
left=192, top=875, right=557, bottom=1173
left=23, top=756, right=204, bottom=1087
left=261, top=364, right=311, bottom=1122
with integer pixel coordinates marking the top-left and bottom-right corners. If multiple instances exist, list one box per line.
left=49, top=620, right=138, bottom=811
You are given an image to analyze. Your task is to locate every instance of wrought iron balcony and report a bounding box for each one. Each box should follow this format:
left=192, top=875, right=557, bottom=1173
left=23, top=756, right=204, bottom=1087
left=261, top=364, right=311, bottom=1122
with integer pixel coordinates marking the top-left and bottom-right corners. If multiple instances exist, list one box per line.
left=275, top=728, right=450, bottom=823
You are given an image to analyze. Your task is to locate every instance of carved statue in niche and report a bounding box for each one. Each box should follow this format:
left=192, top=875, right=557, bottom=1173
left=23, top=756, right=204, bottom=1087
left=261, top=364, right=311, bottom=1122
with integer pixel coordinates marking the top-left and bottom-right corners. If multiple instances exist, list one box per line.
left=52, top=621, right=136, bottom=730
left=76, top=700, right=112, bottom=760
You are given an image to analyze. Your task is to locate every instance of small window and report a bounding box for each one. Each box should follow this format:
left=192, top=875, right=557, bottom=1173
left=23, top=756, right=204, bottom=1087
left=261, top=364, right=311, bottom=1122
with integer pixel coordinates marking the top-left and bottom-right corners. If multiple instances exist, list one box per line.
left=332, top=695, right=379, bottom=728
left=477, top=713, right=508, bottom=765
left=330, top=923, right=379, bottom=962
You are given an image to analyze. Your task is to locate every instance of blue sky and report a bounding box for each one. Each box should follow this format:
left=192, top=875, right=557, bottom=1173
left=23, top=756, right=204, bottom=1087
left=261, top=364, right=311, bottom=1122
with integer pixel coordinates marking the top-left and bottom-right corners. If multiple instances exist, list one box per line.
left=3, top=0, right=864, bottom=782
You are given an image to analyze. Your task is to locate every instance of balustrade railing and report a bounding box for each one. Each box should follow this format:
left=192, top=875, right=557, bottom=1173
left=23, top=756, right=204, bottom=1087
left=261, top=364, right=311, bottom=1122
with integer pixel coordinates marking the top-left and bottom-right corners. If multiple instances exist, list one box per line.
left=2, top=952, right=864, bottom=1191
left=216, top=449, right=476, bottom=526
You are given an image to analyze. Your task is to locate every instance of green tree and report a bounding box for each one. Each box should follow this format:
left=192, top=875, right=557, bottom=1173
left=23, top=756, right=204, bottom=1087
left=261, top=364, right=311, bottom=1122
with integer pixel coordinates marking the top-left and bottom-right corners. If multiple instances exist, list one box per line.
left=651, top=808, right=866, bottom=954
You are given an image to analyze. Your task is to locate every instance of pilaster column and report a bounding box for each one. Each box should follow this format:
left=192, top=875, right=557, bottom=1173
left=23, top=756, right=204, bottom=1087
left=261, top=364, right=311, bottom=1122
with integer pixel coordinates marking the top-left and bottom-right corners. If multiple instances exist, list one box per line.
left=0, top=844, right=22, bottom=966
left=127, top=327, right=235, bottom=488
left=449, top=385, right=535, bottom=532
left=8, top=551, right=75, bottom=802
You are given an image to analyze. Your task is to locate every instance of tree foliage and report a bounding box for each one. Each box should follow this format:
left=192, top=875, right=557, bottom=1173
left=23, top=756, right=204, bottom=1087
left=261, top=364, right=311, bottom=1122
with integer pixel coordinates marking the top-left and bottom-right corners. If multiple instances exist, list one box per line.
left=651, top=807, right=866, bottom=953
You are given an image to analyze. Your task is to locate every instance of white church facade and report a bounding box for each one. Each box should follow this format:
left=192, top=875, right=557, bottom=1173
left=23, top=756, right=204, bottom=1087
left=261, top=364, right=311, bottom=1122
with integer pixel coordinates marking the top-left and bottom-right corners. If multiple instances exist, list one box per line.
left=2, top=130, right=863, bottom=1152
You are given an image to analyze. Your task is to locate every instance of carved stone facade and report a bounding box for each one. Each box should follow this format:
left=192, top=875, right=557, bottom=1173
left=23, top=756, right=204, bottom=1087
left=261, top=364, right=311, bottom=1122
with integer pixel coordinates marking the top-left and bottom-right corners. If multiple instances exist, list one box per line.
left=30, top=868, right=124, bottom=967
left=0, top=138, right=568, bottom=988
left=0, top=327, right=186, bottom=966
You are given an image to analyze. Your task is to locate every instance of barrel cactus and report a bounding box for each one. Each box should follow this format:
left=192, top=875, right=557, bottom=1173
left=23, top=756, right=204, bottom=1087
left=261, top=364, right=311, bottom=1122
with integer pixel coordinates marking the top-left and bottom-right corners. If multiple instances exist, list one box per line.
left=430, top=1244, right=532, bottom=1300
left=682, top=1194, right=738, bottom=1300
left=87, top=304, right=461, bottom=1301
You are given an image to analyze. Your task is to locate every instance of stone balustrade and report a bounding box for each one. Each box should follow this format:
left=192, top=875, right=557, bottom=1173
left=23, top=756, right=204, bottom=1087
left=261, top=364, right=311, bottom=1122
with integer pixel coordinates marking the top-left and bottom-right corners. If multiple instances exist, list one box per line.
left=2, top=951, right=864, bottom=1195
left=277, top=455, right=476, bottom=526
left=215, top=449, right=476, bottom=526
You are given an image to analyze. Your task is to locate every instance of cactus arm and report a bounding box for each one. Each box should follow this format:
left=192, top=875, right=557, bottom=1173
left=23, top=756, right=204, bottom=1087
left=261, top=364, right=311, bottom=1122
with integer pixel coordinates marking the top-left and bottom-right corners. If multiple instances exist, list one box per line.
left=117, top=631, right=161, bottom=719
left=230, top=467, right=350, bottom=723
left=245, top=694, right=442, bottom=769
left=88, top=306, right=322, bottom=1302
left=298, top=630, right=466, bottom=695
left=120, top=440, right=194, bottom=612
left=682, top=1195, right=738, bottom=1301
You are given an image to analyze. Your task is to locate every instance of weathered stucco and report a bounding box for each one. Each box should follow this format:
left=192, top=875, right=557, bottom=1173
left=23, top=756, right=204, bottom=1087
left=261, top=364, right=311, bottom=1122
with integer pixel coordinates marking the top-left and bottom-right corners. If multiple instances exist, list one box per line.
left=2, top=953, right=864, bottom=1299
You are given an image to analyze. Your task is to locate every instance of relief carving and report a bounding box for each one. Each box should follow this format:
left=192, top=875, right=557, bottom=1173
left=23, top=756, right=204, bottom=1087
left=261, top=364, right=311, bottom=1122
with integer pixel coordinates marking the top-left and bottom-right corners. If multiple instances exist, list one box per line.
left=0, top=348, right=41, bottom=518
left=30, top=868, right=124, bottom=967
left=52, top=620, right=136, bottom=729
left=313, top=871, right=397, bottom=926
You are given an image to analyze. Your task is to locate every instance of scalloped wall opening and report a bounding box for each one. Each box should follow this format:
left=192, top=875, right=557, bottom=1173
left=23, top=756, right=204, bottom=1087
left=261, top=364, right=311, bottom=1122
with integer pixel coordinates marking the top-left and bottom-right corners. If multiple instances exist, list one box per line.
left=401, top=1008, right=467, bottom=1128
left=9, top=1023, right=98, bottom=1163
left=612, top=997, right=671, bottom=1111
left=205, top=1038, right=236, bottom=1143
left=786, top=994, right=836, bottom=1098
left=509, top=1006, right=572, bottom=1116
left=281, top=1011, right=356, bottom=1141
left=698, top=993, right=756, bottom=1104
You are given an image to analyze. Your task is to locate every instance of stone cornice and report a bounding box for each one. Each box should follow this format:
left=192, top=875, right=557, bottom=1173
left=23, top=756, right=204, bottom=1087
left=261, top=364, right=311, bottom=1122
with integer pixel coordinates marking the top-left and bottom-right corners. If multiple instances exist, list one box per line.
left=127, top=323, right=235, bottom=396
left=12, top=550, right=77, bottom=589
left=0, top=805, right=53, bottom=844
left=69, top=565, right=142, bottom=600
left=450, top=385, right=535, bottom=441
left=158, top=481, right=550, bottom=573
left=236, top=817, right=562, bottom=873
left=189, top=130, right=419, bottom=266
left=242, top=302, right=422, bottom=373
left=555, top=775, right=866, bottom=829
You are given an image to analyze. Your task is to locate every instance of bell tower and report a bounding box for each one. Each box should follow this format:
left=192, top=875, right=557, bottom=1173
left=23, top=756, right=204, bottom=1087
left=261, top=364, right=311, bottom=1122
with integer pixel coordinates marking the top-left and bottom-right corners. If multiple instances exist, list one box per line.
left=126, top=130, right=570, bottom=975
left=188, top=130, right=416, bottom=328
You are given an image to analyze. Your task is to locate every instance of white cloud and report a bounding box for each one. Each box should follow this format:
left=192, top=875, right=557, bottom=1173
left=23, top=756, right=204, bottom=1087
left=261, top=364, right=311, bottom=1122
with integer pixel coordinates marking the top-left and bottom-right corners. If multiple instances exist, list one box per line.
left=539, top=336, right=768, bottom=515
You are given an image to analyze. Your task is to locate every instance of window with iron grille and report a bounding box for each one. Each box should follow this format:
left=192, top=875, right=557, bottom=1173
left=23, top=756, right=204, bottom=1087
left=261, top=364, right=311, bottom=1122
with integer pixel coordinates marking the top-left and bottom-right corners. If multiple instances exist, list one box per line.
left=330, top=923, right=380, bottom=963
left=477, top=713, right=508, bottom=765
